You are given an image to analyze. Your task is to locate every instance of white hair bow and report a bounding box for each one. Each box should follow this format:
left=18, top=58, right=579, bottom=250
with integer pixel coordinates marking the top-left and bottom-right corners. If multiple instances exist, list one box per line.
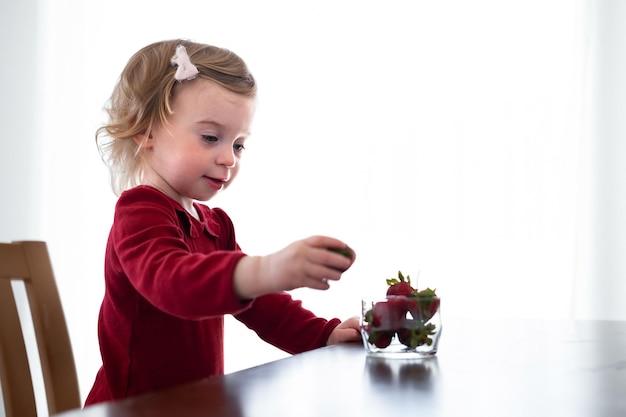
left=171, top=45, right=199, bottom=81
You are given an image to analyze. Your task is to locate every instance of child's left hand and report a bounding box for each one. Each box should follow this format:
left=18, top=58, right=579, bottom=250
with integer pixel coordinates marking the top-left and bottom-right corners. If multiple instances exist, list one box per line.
left=327, top=316, right=361, bottom=345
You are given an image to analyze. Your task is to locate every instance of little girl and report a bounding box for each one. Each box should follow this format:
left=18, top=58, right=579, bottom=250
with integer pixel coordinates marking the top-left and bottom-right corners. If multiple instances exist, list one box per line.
left=85, top=39, right=360, bottom=405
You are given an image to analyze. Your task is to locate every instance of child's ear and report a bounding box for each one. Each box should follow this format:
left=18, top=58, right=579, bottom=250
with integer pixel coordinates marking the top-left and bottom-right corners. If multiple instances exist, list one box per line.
left=133, top=132, right=153, bottom=149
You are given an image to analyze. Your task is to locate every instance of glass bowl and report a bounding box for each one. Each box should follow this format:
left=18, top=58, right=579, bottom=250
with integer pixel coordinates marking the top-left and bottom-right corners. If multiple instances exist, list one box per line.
left=360, top=295, right=442, bottom=358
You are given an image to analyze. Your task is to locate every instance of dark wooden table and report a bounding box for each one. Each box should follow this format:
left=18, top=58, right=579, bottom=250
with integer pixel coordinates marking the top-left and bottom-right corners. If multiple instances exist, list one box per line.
left=54, top=318, right=626, bottom=417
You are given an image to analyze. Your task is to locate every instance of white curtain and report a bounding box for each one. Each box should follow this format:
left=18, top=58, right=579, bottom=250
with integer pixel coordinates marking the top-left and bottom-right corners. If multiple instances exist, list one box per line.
left=573, top=0, right=626, bottom=319
left=1, top=0, right=624, bottom=408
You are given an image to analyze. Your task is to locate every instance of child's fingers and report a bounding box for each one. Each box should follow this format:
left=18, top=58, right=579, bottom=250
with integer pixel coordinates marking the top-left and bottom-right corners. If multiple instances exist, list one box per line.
left=302, top=262, right=343, bottom=282
left=304, top=235, right=342, bottom=246
left=299, top=273, right=332, bottom=291
left=321, top=247, right=355, bottom=272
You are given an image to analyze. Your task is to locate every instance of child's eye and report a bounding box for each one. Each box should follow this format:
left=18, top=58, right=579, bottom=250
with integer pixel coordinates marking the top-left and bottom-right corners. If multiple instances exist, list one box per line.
left=234, top=143, right=246, bottom=152
left=201, top=135, right=218, bottom=143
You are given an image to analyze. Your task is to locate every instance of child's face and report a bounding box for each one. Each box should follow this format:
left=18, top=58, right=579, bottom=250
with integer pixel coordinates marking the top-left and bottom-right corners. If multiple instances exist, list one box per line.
left=139, top=79, right=255, bottom=209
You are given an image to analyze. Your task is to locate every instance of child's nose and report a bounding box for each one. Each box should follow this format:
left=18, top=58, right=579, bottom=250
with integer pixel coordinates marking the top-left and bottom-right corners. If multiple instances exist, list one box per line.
left=217, top=147, right=236, bottom=168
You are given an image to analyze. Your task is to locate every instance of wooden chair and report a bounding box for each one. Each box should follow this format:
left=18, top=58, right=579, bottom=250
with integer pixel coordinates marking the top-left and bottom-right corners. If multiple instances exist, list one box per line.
left=0, top=241, right=81, bottom=417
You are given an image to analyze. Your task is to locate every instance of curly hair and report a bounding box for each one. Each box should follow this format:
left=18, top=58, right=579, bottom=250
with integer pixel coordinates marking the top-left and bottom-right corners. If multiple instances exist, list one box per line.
left=96, top=39, right=257, bottom=196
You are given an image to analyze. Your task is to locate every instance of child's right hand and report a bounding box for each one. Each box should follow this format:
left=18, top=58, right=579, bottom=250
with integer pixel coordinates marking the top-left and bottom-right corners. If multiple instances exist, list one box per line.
left=233, top=235, right=356, bottom=299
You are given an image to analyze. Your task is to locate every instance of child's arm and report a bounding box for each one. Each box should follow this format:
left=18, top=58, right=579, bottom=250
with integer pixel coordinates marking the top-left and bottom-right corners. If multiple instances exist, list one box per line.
left=232, top=235, right=355, bottom=300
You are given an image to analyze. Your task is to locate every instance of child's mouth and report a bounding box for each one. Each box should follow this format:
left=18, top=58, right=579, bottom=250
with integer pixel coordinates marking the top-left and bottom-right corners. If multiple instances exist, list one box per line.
left=204, top=176, right=226, bottom=190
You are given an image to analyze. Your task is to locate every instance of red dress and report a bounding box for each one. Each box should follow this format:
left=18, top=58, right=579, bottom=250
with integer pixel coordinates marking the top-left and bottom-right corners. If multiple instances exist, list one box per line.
left=85, top=186, right=340, bottom=405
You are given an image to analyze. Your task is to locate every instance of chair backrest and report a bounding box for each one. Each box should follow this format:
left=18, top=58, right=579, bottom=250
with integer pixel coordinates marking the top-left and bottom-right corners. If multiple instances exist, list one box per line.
left=0, top=241, right=81, bottom=417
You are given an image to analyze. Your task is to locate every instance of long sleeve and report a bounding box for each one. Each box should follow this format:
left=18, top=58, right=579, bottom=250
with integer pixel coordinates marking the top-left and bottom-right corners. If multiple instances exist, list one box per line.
left=107, top=186, right=249, bottom=318
left=85, top=186, right=341, bottom=405
left=87, top=187, right=251, bottom=403
left=236, top=293, right=340, bottom=354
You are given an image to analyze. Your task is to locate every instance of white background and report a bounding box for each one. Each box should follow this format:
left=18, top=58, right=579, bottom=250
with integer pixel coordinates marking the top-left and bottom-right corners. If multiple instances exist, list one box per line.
left=2, top=0, right=625, bottom=412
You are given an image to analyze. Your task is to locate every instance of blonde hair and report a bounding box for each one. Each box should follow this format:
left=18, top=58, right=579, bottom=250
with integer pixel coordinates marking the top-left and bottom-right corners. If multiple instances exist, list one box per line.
left=96, top=39, right=257, bottom=196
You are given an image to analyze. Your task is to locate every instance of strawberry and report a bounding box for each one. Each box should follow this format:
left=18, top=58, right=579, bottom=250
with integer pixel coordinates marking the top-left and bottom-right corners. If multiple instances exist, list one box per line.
left=407, top=297, right=421, bottom=320
left=396, top=328, right=414, bottom=348
left=326, top=245, right=354, bottom=259
left=386, top=281, right=414, bottom=297
left=386, top=270, right=415, bottom=296
left=415, top=288, right=439, bottom=321
left=400, top=287, right=439, bottom=322
left=368, top=330, right=394, bottom=348
left=370, top=297, right=406, bottom=330
left=427, top=297, right=440, bottom=319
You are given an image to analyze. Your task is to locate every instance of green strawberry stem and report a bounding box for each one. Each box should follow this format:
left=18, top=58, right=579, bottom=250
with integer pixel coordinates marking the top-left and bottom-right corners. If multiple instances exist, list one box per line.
left=386, top=270, right=421, bottom=289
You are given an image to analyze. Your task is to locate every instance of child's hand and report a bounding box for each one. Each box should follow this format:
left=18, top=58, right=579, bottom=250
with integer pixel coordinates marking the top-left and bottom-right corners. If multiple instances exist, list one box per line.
left=327, top=316, right=361, bottom=345
left=233, top=235, right=356, bottom=299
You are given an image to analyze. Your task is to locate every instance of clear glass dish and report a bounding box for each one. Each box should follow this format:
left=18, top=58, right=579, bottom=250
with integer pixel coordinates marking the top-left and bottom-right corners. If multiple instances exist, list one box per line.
left=361, top=295, right=442, bottom=358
